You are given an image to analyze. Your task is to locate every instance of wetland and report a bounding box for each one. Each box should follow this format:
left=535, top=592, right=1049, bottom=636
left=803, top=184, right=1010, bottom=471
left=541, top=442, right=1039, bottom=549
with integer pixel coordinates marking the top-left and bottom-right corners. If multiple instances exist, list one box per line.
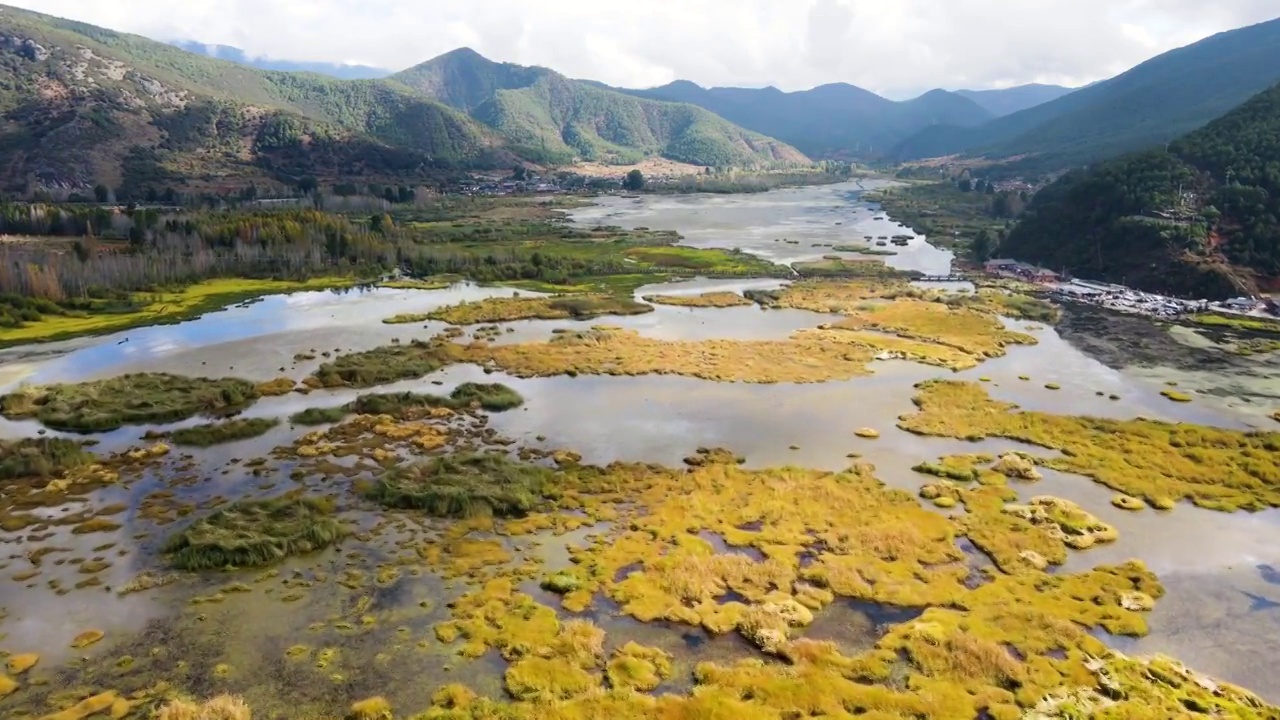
left=0, top=182, right=1278, bottom=719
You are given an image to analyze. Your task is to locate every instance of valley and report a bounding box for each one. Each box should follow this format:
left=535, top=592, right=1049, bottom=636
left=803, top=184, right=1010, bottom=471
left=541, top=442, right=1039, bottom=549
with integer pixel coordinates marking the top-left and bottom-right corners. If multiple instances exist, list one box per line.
left=0, top=4, right=1279, bottom=719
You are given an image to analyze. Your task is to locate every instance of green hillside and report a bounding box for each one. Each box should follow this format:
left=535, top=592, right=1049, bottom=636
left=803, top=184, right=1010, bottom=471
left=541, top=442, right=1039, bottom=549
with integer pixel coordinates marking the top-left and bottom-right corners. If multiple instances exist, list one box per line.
left=1002, top=83, right=1280, bottom=299
left=0, top=5, right=508, bottom=192
left=393, top=51, right=809, bottom=167
left=893, top=17, right=1280, bottom=172
left=618, top=81, right=992, bottom=159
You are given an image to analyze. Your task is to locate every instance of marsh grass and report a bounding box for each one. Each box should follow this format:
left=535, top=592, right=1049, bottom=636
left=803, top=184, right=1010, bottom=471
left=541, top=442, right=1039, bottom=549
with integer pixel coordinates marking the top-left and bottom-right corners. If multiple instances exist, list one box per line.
left=164, top=497, right=347, bottom=570
left=309, top=340, right=456, bottom=388
left=641, top=292, right=753, bottom=308
left=901, top=380, right=1280, bottom=511
left=420, top=294, right=654, bottom=325
left=291, top=384, right=524, bottom=426
left=289, top=406, right=351, bottom=426
left=170, top=418, right=279, bottom=447
left=0, top=438, right=92, bottom=479
left=368, top=454, right=557, bottom=518
left=1, top=373, right=259, bottom=432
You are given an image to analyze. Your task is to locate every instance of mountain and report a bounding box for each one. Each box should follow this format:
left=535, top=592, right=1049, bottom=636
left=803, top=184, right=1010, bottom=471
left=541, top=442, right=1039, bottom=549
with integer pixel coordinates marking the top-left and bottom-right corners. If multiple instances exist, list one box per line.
left=169, top=41, right=392, bottom=80
left=1000, top=82, right=1280, bottom=299
left=893, top=17, right=1280, bottom=171
left=391, top=49, right=807, bottom=167
left=616, top=80, right=992, bottom=159
left=0, top=5, right=512, bottom=192
left=954, top=84, right=1075, bottom=117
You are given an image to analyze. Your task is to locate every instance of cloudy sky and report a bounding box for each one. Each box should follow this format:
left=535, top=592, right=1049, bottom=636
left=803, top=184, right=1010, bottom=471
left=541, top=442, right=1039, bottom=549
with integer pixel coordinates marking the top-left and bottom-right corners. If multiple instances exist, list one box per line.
left=12, top=0, right=1279, bottom=98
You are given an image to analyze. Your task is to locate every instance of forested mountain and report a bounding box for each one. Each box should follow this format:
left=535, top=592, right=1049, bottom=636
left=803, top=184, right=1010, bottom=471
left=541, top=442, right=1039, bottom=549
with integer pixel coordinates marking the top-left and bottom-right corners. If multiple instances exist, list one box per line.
left=1002, top=83, right=1280, bottom=299
left=392, top=50, right=808, bottom=167
left=0, top=6, right=803, bottom=195
left=954, top=84, right=1075, bottom=118
left=169, top=41, right=393, bottom=80
left=616, top=80, right=991, bottom=159
left=893, top=17, right=1280, bottom=171
left=0, top=5, right=511, bottom=192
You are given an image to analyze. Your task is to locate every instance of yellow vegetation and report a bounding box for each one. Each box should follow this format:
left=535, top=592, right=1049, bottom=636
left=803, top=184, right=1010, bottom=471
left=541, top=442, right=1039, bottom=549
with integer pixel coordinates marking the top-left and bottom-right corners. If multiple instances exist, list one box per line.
left=855, top=427, right=880, bottom=439
left=829, top=298, right=1036, bottom=359
left=349, top=696, right=392, bottom=720
left=6, top=653, right=38, bottom=674
left=900, top=380, right=1280, bottom=512
left=254, top=378, right=296, bottom=396
left=154, top=694, right=251, bottom=720
left=71, top=629, right=105, bottom=648
left=642, top=292, right=753, bottom=308
left=413, top=294, right=653, bottom=325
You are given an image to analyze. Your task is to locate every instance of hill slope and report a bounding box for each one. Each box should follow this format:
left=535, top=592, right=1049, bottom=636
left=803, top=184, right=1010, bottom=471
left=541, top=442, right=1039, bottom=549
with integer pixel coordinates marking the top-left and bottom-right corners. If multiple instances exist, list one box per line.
left=0, top=5, right=509, bottom=191
left=893, top=17, right=1280, bottom=170
left=617, top=80, right=992, bottom=159
left=954, top=84, right=1075, bottom=117
left=1001, top=82, right=1280, bottom=299
left=392, top=50, right=807, bottom=167
left=169, top=41, right=393, bottom=80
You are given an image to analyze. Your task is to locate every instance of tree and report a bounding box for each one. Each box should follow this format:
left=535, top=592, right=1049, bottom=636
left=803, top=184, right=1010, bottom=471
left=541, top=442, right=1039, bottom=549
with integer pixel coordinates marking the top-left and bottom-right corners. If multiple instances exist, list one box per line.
left=297, top=176, right=319, bottom=194
left=970, top=229, right=994, bottom=262
left=512, top=165, right=528, bottom=181
left=623, top=170, right=646, bottom=192
left=958, top=178, right=973, bottom=193
left=94, top=184, right=110, bottom=203
left=397, top=186, right=415, bottom=204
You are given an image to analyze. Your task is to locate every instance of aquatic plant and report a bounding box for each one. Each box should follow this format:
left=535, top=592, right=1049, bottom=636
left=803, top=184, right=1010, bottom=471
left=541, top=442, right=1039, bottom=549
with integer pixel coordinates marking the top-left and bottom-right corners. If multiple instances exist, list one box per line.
left=253, top=378, right=296, bottom=397
left=309, top=340, right=456, bottom=388
left=1, top=373, right=260, bottom=432
left=0, top=437, right=92, bottom=480
left=447, top=383, right=525, bottom=411
left=289, top=406, right=351, bottom=426
left=1161, top=389, right=1193, bottom=402
left=349, top=696, right=392, bottom=720
left=641, top=292, right=753, bottom=308
left=170, top=418, right=279, bottom=447
left=368, top=454, right=558, bottom=518
left=419, top=294, right=653, bottom=325
left=155, top=694, right=251, bottom=720
left=900, top=380, right=1280, bottom=511
left=164, top=497, right=347, bottom=570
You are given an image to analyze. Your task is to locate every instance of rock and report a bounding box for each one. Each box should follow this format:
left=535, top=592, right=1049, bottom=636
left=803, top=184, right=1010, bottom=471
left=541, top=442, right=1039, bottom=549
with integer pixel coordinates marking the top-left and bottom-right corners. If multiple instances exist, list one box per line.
left=854, top=428, right=880, bottom=439
left=992, top=452, right=1041, bottom=480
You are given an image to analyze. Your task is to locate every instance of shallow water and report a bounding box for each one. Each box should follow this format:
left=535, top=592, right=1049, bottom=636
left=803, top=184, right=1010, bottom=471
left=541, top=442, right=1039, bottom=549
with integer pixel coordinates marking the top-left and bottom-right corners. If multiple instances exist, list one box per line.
left=2, top=182, right=1280, bottom=711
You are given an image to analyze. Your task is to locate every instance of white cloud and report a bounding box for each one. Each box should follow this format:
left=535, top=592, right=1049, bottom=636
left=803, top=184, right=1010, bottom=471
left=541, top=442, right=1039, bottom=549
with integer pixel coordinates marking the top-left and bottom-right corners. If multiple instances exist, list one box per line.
left=9, top=0, right=1278, bottom=97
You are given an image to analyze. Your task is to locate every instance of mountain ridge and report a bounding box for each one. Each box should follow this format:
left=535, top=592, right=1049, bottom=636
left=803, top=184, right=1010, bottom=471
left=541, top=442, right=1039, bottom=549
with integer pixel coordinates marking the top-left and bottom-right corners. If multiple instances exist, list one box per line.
left=392, top=49, right=808, bottom=167
left=892, top=17, right=1280, bottom=171
left=615, top=79, right=993, bottom=159
left=954, top=84, right=1076, bottom=118
left=0, top=5, right=804, bottom=193
left=1000, top=81, right=1280, bottom=299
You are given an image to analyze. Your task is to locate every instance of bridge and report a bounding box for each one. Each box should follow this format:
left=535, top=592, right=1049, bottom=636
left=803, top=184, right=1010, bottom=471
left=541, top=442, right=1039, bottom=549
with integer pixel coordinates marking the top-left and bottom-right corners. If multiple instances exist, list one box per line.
left=912, top=275, right=970, bottom=282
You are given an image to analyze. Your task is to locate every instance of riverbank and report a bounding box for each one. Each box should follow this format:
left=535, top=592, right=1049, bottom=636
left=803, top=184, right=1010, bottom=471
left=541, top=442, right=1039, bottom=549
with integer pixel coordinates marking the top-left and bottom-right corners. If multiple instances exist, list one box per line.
left=0, top=276, right=366, bottom=348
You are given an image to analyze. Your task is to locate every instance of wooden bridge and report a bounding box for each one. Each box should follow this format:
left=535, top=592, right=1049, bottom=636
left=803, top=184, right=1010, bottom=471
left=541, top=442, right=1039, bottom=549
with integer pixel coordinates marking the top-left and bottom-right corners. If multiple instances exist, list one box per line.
left=912, top=275, right=970, bottom=282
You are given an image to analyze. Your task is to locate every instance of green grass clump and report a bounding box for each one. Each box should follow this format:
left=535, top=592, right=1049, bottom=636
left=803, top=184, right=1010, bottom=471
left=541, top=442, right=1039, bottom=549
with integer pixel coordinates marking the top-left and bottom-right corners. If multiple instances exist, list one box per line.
left=289, top=406, right=351, bottom=426
left=170, top=418, right=279, bottom=447
left=310, top=341, right=456, bottom=388
left=1, top=373, right=259, bottom=432
left=448, top=383, right=525, bottom=411
left=289, top=384, right=523, bottom=426
left=1191, top=313, right=1280, bottom=333
left=367, top=454, right=558, bottom=518
left=164, top=497, right=346, bottom=570
left=0, top=437, right=93, bottom=479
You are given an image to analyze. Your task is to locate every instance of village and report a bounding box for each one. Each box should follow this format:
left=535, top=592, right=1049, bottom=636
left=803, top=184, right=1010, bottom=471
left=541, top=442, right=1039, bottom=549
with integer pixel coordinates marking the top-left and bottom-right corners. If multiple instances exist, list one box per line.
left=982, top=257, right=1277, bottom=320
